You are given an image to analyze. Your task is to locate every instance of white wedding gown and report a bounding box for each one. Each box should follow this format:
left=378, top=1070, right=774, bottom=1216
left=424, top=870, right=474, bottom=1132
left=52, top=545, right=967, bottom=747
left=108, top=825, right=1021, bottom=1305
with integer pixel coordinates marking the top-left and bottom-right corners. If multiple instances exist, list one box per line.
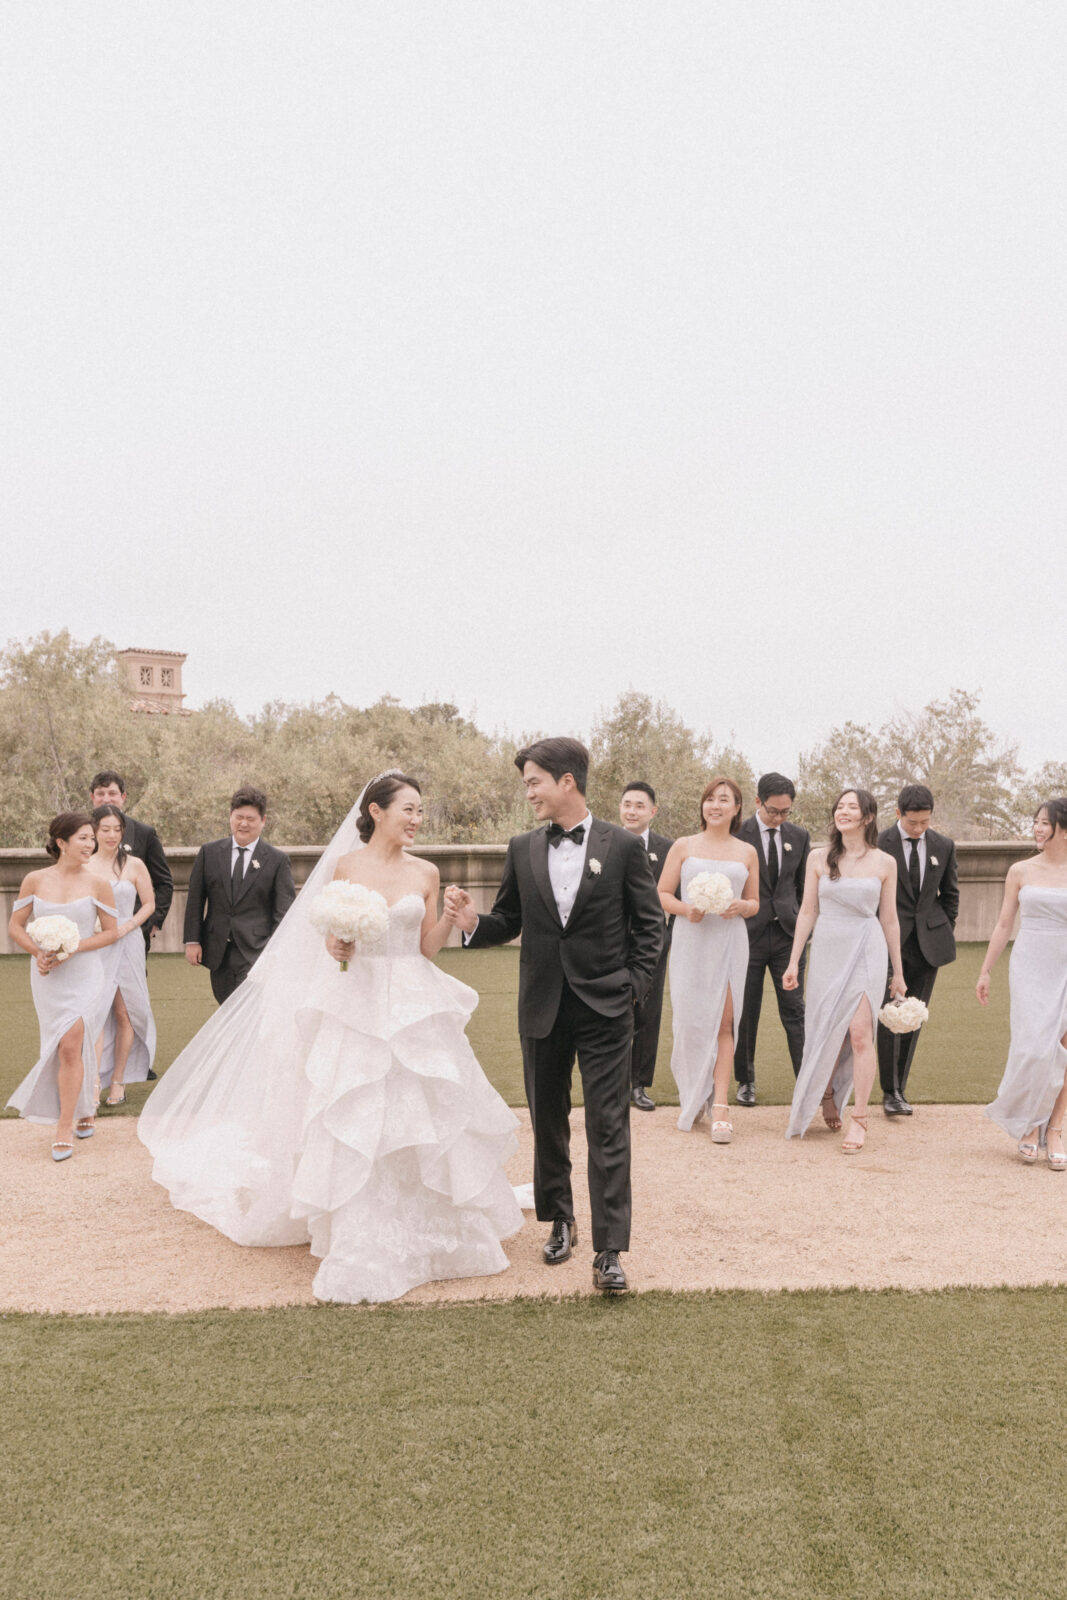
left=139, top=892, right=523, bottom=1303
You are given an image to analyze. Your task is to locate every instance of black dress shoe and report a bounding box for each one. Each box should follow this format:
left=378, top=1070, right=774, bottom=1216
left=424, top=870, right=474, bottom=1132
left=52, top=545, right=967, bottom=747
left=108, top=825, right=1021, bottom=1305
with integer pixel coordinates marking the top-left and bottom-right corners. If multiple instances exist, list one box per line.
left=896, top=1091, right=914, bottom=1115
left=883, top=1091, right=909, bottom=1117
left=736, top=1082, right=756, bottom=1107
left=631, top=1087, right=655, bottom=1111
left=592, top=1251, right=629, bottom=1294
left=543, top=1219, right=576, bottom=1264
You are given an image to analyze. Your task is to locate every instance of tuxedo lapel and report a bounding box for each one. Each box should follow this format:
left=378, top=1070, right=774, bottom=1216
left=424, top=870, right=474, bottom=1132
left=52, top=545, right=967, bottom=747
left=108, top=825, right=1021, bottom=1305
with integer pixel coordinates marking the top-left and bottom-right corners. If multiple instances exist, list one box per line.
left=528, top=828, right=563, bottom=927
left=565, top=819, right=614, bottom=932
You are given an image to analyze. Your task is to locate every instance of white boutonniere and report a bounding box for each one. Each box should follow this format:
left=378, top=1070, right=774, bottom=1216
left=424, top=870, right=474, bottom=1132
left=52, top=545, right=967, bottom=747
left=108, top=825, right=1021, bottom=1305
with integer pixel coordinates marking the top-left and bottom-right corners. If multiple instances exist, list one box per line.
left=588, top=859, right=602, bottom=876
left=649, top=853, right=658, bottom=863
left=783, top=842, right=792, bottom=853
left=121, top=842, right=132, bottom=854
left=930, top=856, right=938, bottom=867
left=252, top=858, right=261, bottom=870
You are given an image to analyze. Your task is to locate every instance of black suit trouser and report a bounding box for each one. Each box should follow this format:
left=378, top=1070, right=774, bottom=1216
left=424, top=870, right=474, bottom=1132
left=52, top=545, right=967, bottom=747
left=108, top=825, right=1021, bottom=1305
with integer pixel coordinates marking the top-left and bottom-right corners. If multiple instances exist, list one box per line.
left=735, top=923, right=806, bottom=1083
left=631, top=948, right=668, bottom=1089
left=521, top=981, right=634, bottom=1253
left=877, top=932, right=940, bottom=1096
left=209, top=942, right=253, bottom=1006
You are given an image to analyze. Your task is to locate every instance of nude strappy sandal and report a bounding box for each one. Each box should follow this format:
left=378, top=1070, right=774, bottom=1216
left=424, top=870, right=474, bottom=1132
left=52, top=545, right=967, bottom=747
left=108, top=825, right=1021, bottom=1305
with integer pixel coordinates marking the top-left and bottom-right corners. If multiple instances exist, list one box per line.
left=842, top=1113, right=867, bottom=1154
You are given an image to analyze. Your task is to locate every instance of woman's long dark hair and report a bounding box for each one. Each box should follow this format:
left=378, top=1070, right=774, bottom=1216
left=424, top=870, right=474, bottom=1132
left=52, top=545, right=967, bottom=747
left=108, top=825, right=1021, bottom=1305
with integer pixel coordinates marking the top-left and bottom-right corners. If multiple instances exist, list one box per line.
left=92, top=803, right=128, bottom=876
left=826, top=788, right=878, bottom=881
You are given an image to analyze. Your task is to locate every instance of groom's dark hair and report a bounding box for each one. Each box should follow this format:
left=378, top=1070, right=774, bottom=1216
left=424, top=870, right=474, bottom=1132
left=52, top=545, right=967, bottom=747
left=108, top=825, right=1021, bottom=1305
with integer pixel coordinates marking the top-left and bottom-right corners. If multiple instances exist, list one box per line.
left=898, top=783, right=934, bottom=813
left=515, top=737, right=589, bottom=795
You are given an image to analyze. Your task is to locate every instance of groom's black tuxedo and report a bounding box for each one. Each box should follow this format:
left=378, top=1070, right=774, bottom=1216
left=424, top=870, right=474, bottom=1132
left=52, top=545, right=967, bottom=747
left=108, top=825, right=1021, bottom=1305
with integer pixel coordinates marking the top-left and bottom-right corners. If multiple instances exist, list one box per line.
left=466, top=818, right=664, bottom=1251
left=735, top=816, right=810, bottom=1082
left=184, top=836, right=296, bottom=1004
left=876, top=824, right=959, bottom=1098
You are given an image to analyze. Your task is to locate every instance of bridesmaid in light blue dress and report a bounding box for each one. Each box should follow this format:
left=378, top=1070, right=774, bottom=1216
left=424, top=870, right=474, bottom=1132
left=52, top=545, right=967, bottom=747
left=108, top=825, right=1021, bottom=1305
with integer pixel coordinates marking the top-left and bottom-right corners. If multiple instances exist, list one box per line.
left=784, top=789, right=905, bottom=1151
left=981, top=798, right=1067, bottom=1168
left=91, top=804, right=158, bottom=1104
left=658, top=777, right=759, bottom=1140
left=7, top=813, right=119, bottom=1160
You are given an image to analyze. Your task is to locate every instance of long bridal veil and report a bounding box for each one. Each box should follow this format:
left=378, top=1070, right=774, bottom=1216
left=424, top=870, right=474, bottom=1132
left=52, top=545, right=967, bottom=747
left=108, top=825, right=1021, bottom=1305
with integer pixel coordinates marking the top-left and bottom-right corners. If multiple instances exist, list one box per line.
left=138, top=780, right=386, bottom=1246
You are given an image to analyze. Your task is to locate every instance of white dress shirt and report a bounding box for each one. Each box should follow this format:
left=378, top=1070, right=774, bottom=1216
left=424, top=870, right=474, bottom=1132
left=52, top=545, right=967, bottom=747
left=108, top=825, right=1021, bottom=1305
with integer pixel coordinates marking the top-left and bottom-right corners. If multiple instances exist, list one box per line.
left=546, top=813, right=593, bottom=927
left=755, top=815, right=781, bottom=875
left=897, top=822, right=926, bottom=889
left=230, top=836, right=259, bottom=883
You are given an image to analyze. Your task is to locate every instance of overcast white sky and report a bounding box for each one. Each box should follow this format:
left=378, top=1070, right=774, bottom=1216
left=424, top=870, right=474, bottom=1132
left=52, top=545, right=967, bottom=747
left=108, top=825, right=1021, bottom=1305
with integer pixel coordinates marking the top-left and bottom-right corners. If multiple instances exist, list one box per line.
left=3, top=3, right=1065, bottom=775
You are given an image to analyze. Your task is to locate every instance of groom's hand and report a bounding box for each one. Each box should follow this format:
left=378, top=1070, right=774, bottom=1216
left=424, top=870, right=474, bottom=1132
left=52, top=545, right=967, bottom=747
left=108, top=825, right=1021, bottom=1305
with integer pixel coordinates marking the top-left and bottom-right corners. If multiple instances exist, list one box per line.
left=444, top=886, right=478, bottom=935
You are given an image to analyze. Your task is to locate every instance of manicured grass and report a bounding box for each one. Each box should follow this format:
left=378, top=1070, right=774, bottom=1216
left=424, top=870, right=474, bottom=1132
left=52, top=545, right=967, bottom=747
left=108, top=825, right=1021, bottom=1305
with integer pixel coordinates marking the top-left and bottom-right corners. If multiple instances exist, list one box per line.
left=1, top=944, right=1011, bottom=1116
left=2, top=1288, right=1066, bottom=1599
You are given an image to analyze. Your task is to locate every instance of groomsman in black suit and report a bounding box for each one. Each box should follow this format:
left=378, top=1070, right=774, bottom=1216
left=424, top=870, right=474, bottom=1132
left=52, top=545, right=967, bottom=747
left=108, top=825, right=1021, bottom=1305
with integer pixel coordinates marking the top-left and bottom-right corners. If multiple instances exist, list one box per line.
left=184, top=785, right=296, bottom=1005
left=618, top=781, right=672, bottom=1112
left=735, top=773, right=811, bottom=1105
left=877, top=783, right=959, bottom=1116
left=446, top=738, right=664, bottom=1295
left=89, top=769, right=173, bottom=955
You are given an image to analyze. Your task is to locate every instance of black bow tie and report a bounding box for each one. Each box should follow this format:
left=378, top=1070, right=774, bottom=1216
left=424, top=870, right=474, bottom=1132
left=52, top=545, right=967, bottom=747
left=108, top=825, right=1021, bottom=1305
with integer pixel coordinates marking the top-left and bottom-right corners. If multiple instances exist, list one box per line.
left=547, top=822, right=586, bottom=848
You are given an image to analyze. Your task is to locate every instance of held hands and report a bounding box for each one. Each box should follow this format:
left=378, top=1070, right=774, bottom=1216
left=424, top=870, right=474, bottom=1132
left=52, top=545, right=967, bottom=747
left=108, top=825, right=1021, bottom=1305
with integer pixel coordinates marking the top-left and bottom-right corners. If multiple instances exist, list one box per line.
left=443, top=885, right=478, bottom=935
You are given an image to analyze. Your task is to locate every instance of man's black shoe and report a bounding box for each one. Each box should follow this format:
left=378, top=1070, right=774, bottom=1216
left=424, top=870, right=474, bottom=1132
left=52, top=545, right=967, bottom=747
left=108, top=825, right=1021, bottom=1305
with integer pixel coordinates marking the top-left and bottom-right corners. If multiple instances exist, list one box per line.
left=631, top=1087, right=655, bottom=1111
left=736, top=1082, right=756, bottom=1107
left=543, top=1220, right=576, bottom=1264
left=883, top=1091, right=911, bottom=1117
left=592, top=1250, right=629, bottom=1294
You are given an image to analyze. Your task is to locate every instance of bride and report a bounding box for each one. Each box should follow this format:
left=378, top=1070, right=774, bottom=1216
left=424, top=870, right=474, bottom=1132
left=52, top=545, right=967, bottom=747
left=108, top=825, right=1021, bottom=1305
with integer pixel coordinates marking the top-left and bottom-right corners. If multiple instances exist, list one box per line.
left=139, top=772, right=523, bottom=1303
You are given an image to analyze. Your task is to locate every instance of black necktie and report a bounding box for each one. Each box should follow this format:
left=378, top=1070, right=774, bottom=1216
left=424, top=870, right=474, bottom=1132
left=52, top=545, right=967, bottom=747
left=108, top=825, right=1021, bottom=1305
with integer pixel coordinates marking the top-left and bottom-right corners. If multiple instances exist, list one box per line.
left=232, top=846, right=247, bottom=896
left=908, top=838, right=921, bottom=894
left=547, top=823, right=586, bottom=848
left=766, top=829, right=779, bottom=889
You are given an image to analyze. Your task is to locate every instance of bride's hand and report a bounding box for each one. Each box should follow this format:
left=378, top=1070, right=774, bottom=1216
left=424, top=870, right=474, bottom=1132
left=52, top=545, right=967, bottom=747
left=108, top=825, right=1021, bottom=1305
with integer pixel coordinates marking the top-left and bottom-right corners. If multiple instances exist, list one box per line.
left=326, top=934, right=355, bottom=965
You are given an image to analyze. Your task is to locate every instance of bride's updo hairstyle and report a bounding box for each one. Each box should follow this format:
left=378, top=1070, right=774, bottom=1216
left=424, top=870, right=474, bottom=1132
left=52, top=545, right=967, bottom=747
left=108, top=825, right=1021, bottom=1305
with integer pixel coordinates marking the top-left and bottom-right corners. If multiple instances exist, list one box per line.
left=1043, top=797, right=1067, bottom=838
left=45, top=811, right=97, bottom=860
left=356, top=773, right=422, bottom=843
left=699, top=776, right=743, bottom=835
left=826, top=788, right=878, bottom=880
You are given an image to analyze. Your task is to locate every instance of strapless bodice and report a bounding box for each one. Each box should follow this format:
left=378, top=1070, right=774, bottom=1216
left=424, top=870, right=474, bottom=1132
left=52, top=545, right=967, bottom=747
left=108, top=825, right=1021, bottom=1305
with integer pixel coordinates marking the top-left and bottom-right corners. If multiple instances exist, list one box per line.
left=679, top=857, right=748, bottom=896
left=1019, top=885, right=1067, bottom=933
left=817, top=875, right=881, bottom=920
left=353, top=892, right=425, bottom=959
left=110, top=879, right=138, bottom=917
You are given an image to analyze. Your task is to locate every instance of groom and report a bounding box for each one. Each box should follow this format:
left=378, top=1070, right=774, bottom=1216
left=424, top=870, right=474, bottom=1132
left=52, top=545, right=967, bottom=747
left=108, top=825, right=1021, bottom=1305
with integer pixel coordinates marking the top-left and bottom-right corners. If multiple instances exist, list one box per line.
left=445, top=737, right=664, bottom=1294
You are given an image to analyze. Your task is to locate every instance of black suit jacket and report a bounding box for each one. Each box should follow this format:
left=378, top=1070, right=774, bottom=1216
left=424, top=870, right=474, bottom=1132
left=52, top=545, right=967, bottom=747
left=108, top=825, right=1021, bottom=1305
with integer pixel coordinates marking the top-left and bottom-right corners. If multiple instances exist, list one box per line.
left=644, top=830, right=674, bottom=887
left=121, top=814, right=174, bottom=944
left=878, top=825, right=958, bottom=968
left=466, top=818, right=665, bottom=1040
left=737, top=816, right=810, bottom=937
left=183, top=836, right=296, bottom=971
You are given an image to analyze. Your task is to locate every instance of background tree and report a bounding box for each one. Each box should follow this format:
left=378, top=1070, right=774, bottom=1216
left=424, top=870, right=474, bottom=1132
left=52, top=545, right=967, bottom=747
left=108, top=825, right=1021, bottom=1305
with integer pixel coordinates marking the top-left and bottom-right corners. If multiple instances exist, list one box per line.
left=588, top=691, right=754, bottom=839
left=1015, top=761, right=1067, bottom=831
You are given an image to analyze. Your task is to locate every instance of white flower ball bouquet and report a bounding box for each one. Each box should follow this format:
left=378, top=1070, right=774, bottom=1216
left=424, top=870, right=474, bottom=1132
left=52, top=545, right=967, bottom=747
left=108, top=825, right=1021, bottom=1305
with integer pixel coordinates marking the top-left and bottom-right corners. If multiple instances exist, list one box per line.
left=26, top=914, right=81, bottom=962
left=308, top=880, right=389, bottom=970
left=878, top=996, right=930, bottom=1034
left=685, top=871, right=735, bottom=916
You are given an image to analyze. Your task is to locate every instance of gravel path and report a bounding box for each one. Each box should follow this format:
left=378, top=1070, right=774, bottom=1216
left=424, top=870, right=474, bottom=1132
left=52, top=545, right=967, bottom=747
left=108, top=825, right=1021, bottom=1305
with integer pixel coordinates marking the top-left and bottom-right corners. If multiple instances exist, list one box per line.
left=3, top=1106, right=1065, bottom=1314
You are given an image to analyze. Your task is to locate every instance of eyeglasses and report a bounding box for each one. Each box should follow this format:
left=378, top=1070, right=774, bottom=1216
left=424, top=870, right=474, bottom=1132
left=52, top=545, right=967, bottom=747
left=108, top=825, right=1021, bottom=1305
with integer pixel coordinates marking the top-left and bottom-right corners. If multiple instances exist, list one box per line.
left=762, top=804, right=792, bottom=820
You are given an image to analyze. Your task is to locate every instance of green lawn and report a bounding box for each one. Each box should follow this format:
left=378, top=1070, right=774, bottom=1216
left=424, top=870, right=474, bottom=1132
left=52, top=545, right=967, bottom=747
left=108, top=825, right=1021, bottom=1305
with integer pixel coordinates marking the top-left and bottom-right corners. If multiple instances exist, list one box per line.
left=2, top=1288, right=1065, bottom=1600
left=0, top=944, right=1011, bottom=1115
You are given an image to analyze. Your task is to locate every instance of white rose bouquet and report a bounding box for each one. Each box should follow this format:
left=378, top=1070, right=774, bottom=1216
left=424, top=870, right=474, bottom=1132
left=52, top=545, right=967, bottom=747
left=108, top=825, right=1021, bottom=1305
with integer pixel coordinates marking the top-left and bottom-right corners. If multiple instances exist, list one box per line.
left=26, top=914, right=81, bottom=963
left=308, top=881, right=389, bottom=970
left=685, top=871, right=735, bottom=916
left=878, top=996, right=929, bottom=1034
